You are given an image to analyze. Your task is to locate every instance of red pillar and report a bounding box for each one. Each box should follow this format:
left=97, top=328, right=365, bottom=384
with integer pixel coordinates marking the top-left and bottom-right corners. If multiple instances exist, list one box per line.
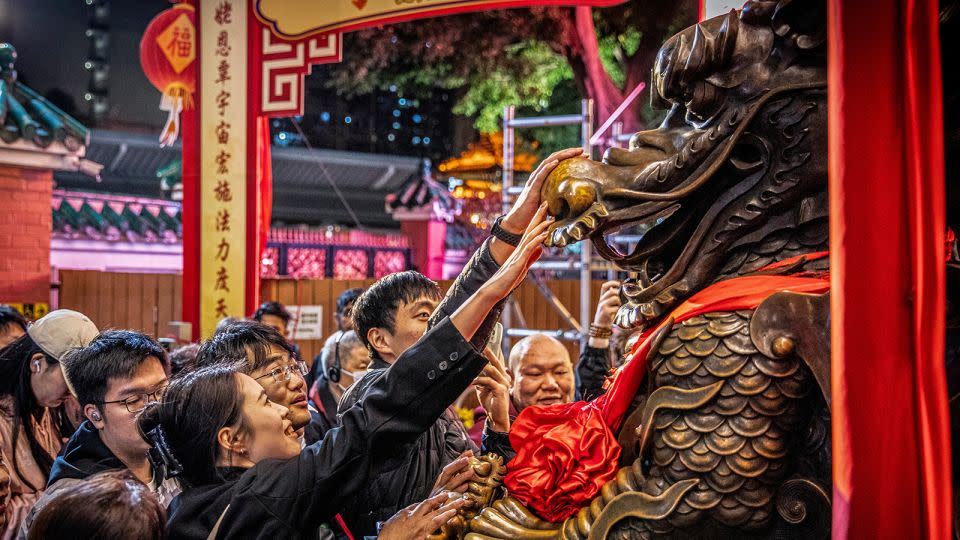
left=180, top=14, right=200, bottom=339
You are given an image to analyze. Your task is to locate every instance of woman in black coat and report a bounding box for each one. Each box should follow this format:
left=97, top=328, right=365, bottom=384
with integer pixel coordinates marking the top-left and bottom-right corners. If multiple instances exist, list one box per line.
left=139, top=212, right=551, bottom=539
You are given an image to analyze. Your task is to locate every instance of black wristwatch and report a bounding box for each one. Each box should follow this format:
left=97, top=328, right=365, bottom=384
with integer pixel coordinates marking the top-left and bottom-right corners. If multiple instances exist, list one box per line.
left=491, top=216, right=523, bottom=247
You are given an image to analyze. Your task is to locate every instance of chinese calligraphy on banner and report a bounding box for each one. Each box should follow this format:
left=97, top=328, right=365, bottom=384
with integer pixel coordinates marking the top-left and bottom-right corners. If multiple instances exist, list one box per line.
left=199, top=0, right=247, bottom=337
left=255, top=0, right=627, bottom=38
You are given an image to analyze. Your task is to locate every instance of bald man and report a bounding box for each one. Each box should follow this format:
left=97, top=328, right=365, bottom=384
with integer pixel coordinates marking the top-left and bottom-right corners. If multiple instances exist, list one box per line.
left=468, top=334, right=577, bottom=462
left=508, top=334, right=576, bottom=410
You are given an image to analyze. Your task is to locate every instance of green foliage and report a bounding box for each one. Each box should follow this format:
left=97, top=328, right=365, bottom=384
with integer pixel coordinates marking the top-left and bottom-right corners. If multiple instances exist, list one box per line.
left=324, top=2, right=697, bottom=152
left=597, top=26, right=642, bottom=89
left=453, top=41, right=573, bottom=134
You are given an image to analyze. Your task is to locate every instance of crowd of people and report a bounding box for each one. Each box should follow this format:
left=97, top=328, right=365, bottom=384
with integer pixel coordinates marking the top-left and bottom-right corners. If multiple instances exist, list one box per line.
left=0, top=148, right=634, bottom=540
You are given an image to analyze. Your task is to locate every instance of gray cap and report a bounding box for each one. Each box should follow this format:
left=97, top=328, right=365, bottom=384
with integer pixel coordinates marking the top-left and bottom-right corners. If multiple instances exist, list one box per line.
left=26, top=309, right=99, bottom=361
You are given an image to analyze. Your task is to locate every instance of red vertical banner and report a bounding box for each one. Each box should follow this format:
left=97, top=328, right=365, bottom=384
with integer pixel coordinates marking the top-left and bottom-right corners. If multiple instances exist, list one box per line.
left=828, top=0, right=951, bottom=538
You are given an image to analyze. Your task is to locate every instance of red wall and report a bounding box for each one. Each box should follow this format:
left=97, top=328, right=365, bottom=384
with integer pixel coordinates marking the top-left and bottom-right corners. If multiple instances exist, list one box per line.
left=0, top=165, right=52, bottom=303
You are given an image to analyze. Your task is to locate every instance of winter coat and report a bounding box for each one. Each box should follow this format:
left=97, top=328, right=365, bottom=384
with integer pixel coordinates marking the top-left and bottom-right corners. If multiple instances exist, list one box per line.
left=165, top=317, right=485, bottom=540
left=336, top=237, right=504, bottom=537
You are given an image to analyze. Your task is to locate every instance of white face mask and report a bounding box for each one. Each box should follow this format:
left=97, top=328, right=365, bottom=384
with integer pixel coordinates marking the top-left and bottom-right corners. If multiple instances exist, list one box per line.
left=340, top=369, right=368, bottom=381
left=334, top=369, right=368, bottom=393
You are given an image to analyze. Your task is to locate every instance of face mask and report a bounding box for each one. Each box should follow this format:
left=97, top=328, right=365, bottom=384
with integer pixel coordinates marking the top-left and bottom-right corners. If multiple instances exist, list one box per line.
left=334, top=369, right=368, bottom=393
left=340, top=369, right=368, bottom=382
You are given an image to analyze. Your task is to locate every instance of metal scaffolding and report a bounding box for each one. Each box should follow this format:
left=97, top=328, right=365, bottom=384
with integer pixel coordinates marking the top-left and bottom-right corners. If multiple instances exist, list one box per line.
left=501, top=99, right=596, bottom=351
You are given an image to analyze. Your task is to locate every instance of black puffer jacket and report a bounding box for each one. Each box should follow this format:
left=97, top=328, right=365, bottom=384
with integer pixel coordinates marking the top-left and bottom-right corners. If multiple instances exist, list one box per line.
left=338, top=237, right=505, bottom=537
left=165, top=318, right=486, bottom=540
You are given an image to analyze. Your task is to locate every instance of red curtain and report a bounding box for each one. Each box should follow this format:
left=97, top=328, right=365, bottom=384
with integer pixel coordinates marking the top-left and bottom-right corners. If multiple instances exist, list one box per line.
left=828, top=0, right=951, bottom=538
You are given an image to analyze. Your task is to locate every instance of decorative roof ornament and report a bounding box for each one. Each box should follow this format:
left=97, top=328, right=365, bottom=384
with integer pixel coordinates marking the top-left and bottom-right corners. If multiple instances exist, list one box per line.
left=0, top=43, right=101, bottom=175
left=157, top=158, right=183, bottom=201
left=386, top=158, right=459, bottom=222
left=52, top=189, right=181, bottom=244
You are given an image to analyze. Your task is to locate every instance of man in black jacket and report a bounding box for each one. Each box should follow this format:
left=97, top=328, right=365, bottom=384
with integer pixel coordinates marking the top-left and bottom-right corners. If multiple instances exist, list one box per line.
left=339, top=148, right=583, bottom=537
left=18, top=330, right=176, bottom=538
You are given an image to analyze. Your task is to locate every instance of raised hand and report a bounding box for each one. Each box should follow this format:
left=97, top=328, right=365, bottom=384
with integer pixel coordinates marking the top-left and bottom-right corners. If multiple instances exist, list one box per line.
left=593, top=280, right=622, bottom=328
left=430, top=450, right=475, bottom=498
left=474, top=349, right=512, bottom=433
left=501, top=148, right=585, bottom=234
left=451, top=204, right=550, bottom=344
left=378, top=491, right=466, bottom=540
left=483, top=204, right=551, bottom=301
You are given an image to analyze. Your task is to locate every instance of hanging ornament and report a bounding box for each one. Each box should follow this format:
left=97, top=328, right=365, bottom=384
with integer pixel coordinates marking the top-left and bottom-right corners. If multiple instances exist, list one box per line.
left=139, top=3, right=196, bottom=146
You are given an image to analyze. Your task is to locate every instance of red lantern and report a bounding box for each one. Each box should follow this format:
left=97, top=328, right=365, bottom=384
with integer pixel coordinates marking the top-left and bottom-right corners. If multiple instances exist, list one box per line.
left=140, top=3, right=196, bottom=146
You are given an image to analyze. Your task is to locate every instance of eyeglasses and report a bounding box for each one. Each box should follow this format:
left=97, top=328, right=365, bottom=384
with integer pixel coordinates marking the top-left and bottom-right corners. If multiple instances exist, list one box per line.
left=254, top=361, right=307, bottom=386
left=100, top=382, right=169, bottom=414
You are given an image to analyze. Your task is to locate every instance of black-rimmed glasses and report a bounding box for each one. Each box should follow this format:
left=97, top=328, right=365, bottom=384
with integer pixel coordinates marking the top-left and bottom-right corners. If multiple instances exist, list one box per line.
left=100, top=382, right=169, bottom=413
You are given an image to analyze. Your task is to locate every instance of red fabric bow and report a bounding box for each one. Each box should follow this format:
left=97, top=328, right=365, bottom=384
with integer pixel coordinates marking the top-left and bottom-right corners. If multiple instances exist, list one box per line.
left=503, top=400, right=619, bottom=522
left=504, top=253, right=830, bottom=522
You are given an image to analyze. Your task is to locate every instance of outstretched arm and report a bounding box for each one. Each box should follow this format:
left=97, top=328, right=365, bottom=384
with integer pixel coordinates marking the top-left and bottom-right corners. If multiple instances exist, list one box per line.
left=429, top=148, right=584, bottom=351
left=231, top=209, right=552, bottom=536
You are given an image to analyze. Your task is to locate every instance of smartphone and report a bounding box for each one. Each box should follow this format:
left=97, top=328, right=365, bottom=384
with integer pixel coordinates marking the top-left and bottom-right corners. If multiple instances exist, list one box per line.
left=485, top=322, right=505, bottom=365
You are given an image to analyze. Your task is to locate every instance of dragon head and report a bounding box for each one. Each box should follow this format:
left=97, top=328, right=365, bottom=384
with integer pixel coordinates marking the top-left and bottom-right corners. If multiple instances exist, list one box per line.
left=542, top=0, right=828, bottom=329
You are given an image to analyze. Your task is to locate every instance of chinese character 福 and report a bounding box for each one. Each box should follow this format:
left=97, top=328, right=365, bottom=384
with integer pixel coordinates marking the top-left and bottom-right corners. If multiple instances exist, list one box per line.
left=165, top=26, right=193, bottom=58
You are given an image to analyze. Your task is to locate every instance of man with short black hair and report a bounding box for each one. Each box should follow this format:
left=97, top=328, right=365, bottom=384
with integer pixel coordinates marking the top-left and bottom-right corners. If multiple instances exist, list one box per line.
left=339, top=147, right=582, bottom=537
left=338, top=269, right=493, bottom=537
left=54, top=331, right=170, bottom=488
left=18, top=330, right=175, bottom=538
left=252, top=301, right=292, bottom=336
left=352, top=272, right=442, bottom=364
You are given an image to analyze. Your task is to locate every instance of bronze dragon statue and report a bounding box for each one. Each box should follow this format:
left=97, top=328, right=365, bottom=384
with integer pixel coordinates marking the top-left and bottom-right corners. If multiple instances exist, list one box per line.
left=444, top=1, right=835, bottom=539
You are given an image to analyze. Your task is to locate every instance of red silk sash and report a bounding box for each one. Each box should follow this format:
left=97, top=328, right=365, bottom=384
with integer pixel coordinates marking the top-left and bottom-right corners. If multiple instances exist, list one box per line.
left=504, top=253, right=829, bottom=522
